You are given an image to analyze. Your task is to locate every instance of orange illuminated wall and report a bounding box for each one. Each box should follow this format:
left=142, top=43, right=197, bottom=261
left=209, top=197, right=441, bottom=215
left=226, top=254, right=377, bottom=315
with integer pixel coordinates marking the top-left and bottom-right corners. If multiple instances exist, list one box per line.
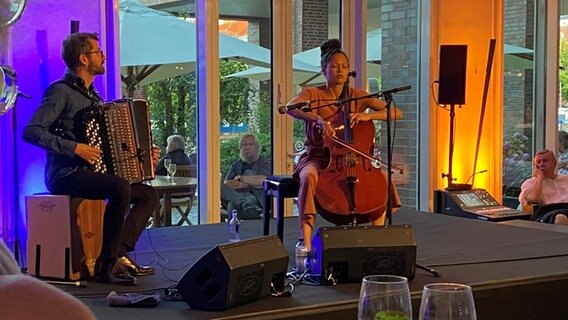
left=430, top=0, right=504, bottom=210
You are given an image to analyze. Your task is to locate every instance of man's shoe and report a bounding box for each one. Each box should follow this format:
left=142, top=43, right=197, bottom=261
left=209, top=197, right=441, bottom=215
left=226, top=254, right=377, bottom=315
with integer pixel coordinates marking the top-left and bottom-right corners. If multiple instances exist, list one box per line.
left=117, top=255, right=155, bottom=276
left=98, top=263, right=137, bottom=286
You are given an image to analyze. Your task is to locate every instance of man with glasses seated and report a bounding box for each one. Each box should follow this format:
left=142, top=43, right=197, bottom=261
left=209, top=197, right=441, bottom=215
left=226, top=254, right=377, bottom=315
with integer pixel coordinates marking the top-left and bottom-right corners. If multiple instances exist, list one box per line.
left=24, top=32, right=159, bottom=285
left=519, top=149, right=568, bottom=225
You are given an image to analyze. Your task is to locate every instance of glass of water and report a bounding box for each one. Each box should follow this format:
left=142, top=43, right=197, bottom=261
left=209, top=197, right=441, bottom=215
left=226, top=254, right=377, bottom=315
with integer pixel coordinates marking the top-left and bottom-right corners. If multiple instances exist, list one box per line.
left=164, top=159, right=172, bottom=180
left=167, top=163, right=177, bottom=184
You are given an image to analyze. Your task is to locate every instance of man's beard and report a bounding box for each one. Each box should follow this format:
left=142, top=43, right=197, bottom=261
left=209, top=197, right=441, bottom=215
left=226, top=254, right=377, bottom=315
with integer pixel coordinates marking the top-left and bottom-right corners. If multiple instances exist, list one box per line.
left=240, top=150, right=259, bottom=163
left=89, top=64, right=105, bottom=75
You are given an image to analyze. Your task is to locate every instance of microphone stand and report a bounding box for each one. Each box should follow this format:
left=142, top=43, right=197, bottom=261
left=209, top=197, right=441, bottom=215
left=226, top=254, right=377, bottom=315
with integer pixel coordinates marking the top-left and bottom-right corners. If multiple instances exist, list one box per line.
left=2, top=64, right=27, bottom=268
left=301, top=85, right=412, bottom=113
left=383, top=92, right=394, bottom=225
left=11, top=91, right=31, bottom=268
left=383, top=89, right=440, bottom=278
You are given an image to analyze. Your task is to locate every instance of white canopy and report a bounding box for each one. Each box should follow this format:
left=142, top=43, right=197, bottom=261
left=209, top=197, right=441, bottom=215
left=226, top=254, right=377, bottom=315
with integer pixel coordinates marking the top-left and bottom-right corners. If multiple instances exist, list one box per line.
left=228, top=29, right=383, bottom=86
left=119, top=0, right=271, bottom=88
left=229, top=32, right=535, bottom=86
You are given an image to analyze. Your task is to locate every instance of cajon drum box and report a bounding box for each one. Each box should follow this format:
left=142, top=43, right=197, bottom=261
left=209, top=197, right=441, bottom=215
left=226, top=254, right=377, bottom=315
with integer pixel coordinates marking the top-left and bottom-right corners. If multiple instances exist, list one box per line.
left=26, top=195, right=105, bottom=280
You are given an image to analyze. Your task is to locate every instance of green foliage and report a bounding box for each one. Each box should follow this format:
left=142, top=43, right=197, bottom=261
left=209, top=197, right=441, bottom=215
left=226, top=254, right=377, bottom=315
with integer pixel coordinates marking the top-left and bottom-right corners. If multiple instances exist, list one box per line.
left=220, top=137, right=240, bottom=180
left=220, top=60, right=255, bottom=125
left=146, top=59, right=273, bottom=178
left=561, top=38, right=568, bottom=106
left=247, top=90, right=271, bottom=135
left=502, top=130, right=532, bottom=196
left=147, top=60, right=252, bottom=152
left=147, top=74, right=197, bottom=152
left=293, top=119, right=305, bottom=151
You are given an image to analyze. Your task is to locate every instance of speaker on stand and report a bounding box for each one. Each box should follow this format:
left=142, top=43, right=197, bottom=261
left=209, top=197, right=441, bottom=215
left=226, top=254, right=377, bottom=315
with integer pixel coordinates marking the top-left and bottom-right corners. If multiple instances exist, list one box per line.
left=438, top=45, right=467, bottom=106
left=438, top=44, right=468, bottom=189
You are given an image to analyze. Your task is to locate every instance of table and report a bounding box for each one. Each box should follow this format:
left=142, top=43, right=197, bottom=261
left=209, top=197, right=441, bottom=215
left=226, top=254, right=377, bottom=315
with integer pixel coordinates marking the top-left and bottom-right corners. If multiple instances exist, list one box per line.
left=147, top=175, right=197, bottom=226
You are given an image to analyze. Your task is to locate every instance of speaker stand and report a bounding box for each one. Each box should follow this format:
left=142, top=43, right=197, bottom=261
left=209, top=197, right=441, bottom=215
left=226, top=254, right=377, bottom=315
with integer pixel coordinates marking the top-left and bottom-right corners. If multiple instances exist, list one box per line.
left=440, top=104, right=471, bottom=191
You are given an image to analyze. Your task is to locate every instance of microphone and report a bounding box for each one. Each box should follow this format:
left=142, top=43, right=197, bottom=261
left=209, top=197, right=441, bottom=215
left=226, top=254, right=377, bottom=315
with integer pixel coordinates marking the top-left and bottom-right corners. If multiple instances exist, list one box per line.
left=379, top=85, right=412, bottom=96
left=465, top=169, right=488, bottom=185
left=348, top=71, right=357, bottom=78
left=446, top=169, right=488, bottom=191
left=278, top=101, right=311, bottom=114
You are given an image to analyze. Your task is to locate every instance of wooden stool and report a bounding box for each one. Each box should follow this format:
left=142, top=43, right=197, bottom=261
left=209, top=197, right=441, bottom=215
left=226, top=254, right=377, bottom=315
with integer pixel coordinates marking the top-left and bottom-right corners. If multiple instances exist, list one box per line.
left=26, top=195, right=105, bottom=280
left=262, top=175, right=299, bottom=242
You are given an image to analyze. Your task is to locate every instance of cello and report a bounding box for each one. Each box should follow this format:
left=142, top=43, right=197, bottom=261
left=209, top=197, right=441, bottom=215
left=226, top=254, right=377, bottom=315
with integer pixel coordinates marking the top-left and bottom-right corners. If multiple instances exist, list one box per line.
left=315, top=81, right=389, bottom=226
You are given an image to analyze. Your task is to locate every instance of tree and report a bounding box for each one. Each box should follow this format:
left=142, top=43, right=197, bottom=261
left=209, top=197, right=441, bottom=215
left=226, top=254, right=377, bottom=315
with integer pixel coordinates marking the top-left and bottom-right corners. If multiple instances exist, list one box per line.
left=146, top=60, right=253, bottom=152
left=560, top=38, right=568, bottom=106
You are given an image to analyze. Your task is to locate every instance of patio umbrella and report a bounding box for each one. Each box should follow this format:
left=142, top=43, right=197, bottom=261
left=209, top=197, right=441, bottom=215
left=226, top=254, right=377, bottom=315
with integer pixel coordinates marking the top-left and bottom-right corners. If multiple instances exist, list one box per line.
left=225, top=60, right=321, bottom=85
left=229, top=28, right=534, bottom=86
left=504, top=44, right=533, bottom=69
left=119, top=0, right=271, bottom=91
left=227, top=63, right=381, bottom=86
left=228, top=29, right=383, bottom=86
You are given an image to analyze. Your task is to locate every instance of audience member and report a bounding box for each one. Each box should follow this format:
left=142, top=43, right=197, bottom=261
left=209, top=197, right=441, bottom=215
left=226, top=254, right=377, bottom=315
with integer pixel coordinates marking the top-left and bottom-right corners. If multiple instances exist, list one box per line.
left=519, top=149, right=568, bottom=225
left=221, top=133, right=271, bottom=219
left=155, top=135, right=193, bottom=176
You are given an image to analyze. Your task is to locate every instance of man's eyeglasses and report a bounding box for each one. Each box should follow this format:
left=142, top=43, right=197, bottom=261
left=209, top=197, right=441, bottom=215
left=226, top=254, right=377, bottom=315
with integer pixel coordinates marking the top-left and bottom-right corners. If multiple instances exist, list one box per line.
left=85, top=49, right=104, bottom=56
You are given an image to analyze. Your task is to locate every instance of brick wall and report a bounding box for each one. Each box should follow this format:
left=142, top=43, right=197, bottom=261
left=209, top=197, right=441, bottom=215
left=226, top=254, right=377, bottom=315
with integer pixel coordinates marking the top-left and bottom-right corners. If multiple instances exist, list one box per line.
left=504, top=0, right=534, bottom=159
left=294, top=0, right=329, bottom=52
left=380, top=0, right=419, bottom=207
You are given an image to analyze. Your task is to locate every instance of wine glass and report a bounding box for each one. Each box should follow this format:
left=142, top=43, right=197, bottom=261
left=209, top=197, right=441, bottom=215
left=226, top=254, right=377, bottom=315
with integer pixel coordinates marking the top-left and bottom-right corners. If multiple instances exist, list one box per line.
left=167, top=163, right=177, bottom=184
left=358, top=275, right=412, bottom=320
left=419, top=283, right=476, bottom=320
left=164, top=159, right=172, bottom=180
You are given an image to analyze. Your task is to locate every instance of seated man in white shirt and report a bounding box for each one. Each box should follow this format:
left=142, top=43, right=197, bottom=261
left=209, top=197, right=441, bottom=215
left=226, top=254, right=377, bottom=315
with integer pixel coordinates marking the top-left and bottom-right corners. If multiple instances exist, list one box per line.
left=519, top=149, right=568, bottom=225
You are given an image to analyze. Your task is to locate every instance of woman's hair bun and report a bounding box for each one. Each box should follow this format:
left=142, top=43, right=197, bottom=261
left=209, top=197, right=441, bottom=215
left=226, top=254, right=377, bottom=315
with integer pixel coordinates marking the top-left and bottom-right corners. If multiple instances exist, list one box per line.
left=320, top=39, right=342, bottom=57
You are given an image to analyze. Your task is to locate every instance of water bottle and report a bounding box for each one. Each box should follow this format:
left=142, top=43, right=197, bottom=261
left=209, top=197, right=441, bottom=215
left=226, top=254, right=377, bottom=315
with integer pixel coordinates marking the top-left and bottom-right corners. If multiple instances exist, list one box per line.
left=228, top=209, right=240, bottom=242
left=295, top=239, right=308, bottom=274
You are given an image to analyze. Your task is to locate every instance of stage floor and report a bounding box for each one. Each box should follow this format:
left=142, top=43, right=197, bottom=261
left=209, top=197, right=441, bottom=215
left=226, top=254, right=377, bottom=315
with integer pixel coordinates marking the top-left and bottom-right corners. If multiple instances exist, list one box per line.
left=55, top=208, right=568, bottom=319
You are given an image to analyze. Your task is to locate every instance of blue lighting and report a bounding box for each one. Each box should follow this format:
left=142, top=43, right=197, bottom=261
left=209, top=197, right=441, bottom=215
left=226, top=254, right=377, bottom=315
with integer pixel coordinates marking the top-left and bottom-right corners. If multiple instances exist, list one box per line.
left=1, top=0, right=109, bottom=246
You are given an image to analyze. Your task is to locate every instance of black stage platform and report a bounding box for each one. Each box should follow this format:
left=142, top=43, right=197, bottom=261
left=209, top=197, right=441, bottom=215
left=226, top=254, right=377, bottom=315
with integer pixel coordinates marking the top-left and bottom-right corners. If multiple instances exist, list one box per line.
left=57, top=208, right=568, bottom=319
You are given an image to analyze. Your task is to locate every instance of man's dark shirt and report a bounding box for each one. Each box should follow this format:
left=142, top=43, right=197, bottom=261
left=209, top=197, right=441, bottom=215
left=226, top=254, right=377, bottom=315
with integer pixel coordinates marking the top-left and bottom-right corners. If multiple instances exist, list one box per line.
left=23, top=69, right=103, bottom=186
left=224, top=157, right=272, bottom=187
left=155, top=149, right=193, bottom=176
left=222, top=156, right=271, bottom=206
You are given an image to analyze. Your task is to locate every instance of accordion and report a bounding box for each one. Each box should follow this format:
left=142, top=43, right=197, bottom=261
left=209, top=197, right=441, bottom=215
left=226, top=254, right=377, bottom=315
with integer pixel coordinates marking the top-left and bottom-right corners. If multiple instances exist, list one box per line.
left=80, top=99, right=155, bottom=184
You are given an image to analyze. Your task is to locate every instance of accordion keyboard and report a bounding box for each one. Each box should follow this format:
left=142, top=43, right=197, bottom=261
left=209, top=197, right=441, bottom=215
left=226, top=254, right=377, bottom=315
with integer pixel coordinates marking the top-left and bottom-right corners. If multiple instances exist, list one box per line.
left=82, top=99, right=153, bottom=183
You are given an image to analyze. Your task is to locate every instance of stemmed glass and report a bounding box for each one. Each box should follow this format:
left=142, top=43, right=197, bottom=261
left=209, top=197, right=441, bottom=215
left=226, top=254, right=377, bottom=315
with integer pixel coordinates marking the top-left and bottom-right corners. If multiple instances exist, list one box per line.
left=358, top=275, right=412, bottom=320
left=419, top=283, right=476, bottom=320
left=164, top=159, right=172, bottom=180
left=167, top=163, right=177, bottom=184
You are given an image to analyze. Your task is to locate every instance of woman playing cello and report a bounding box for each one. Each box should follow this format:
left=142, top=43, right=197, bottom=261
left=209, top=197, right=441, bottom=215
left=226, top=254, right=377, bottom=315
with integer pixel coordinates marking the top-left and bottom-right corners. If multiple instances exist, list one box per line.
left=285, top=39, right=403, bottom=252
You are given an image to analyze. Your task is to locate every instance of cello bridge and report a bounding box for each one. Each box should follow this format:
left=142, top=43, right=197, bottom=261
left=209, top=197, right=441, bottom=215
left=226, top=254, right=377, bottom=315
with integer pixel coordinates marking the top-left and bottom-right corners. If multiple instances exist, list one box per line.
left=344, top=154, right=358, bottom=167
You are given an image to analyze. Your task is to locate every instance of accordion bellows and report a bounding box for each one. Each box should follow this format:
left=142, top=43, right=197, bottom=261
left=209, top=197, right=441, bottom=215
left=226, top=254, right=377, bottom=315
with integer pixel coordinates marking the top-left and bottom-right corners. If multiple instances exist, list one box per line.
left=81, top=99, right=155, bottom=184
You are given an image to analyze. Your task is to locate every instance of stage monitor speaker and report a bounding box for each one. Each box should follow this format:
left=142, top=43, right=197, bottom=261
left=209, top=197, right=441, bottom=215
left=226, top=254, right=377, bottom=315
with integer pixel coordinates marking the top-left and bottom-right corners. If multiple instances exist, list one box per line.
left=176, top=235, right=289, bottom=311
left=308, top=225, right=416, bottom=283
left=438, top=44, right=467, bottom=105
